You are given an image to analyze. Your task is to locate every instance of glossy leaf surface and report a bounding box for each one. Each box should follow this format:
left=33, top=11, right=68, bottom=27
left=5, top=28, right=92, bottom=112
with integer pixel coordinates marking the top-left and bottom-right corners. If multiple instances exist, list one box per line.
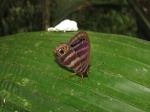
left=0, top=31, right=150, bottom=112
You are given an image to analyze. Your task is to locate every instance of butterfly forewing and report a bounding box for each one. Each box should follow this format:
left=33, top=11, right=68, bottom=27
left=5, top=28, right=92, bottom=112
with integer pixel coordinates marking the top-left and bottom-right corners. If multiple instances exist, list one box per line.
left=69, top=32, right=90, bottom=76
left=54, top=32, right=90, bottom=78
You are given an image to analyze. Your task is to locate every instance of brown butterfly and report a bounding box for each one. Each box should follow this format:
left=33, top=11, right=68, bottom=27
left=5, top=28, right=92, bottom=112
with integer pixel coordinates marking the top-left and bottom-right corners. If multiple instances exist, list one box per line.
left=54, top=32, right=90, bottom=81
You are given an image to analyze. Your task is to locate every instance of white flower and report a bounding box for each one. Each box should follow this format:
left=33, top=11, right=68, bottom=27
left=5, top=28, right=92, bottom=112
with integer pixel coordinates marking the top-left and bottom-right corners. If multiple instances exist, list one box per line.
left=48, top=19, right=78, bottom=32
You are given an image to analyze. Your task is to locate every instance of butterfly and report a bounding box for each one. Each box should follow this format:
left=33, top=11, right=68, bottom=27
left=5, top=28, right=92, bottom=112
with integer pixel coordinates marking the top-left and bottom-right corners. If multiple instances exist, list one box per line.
left=54, top=32, right=90, bottom=81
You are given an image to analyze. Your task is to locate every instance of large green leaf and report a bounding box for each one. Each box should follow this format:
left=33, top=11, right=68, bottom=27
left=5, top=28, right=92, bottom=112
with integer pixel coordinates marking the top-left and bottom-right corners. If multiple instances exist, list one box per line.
left=0, top=31, right=150, bottom=112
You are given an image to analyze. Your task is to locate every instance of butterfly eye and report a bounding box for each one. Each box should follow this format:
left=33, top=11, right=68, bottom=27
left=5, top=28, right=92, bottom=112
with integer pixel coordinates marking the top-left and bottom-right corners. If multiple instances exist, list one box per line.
left=59, top=49, right=64, bottom=54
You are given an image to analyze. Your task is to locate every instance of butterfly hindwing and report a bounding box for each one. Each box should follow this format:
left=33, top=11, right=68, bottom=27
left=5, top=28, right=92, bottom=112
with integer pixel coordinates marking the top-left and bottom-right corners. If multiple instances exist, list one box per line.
left=54, top=44, right=82, bottom=72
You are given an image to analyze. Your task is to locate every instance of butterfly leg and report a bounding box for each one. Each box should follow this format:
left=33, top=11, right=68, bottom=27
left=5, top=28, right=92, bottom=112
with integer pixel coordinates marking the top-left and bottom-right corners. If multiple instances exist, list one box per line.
left=67, top=73, right=77, bottom=78
left=81, top=74, right=84, bottom=83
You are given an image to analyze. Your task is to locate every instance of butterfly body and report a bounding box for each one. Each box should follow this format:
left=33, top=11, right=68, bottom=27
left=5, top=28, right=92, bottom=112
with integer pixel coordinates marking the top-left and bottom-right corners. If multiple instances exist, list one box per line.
left=54, top=32, right=90, bottom=78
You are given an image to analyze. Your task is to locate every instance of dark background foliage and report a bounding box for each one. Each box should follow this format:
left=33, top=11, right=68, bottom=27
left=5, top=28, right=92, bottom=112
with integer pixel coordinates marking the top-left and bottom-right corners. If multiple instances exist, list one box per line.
left=0, top=0, right=150, bottom=40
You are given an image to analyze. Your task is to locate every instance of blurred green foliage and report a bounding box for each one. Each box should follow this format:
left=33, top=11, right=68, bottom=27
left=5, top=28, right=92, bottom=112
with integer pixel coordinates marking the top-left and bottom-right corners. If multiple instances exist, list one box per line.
left=0, top=0, right=43, bottom=35
left=68, top=5, right=137, bottom=37
left=0, top=0, right=149, bottom=40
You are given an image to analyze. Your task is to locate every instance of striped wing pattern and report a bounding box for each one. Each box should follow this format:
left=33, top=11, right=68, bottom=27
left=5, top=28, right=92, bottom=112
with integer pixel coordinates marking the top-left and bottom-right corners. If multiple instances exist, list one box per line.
left=69, top=32, right=90, bottom=76
left=54, top=32, right=90, bottom=77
